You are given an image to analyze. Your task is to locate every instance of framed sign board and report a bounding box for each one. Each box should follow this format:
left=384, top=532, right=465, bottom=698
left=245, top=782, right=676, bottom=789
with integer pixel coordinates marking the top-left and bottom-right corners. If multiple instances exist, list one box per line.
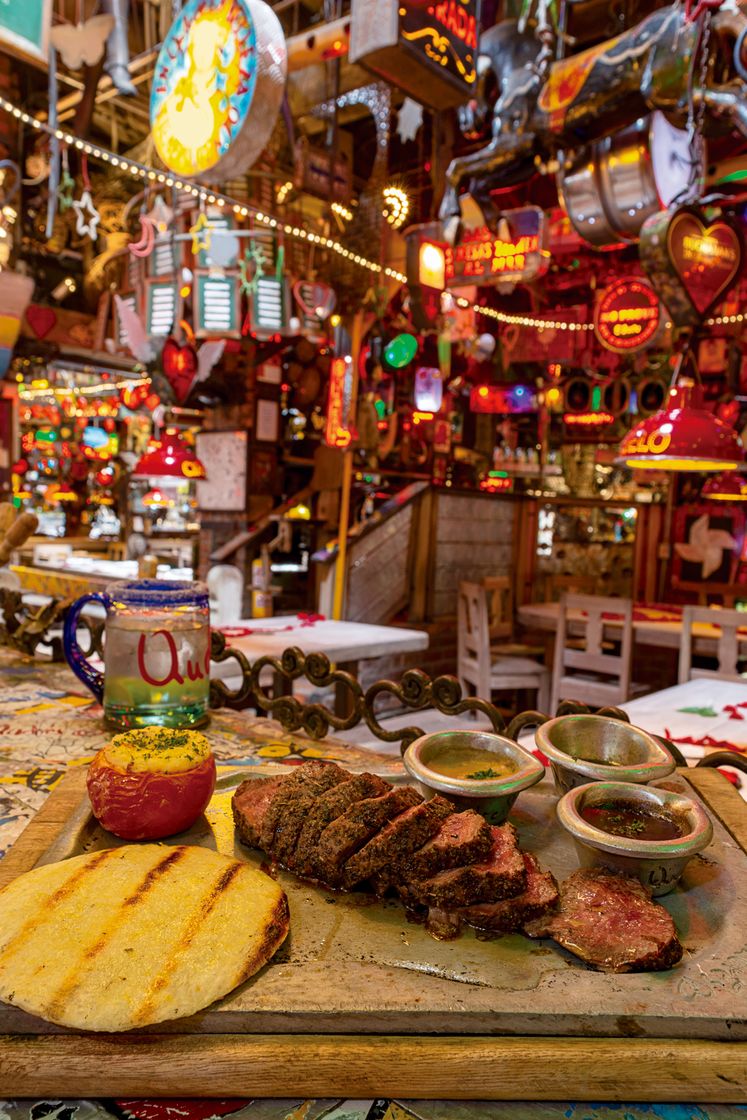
left=350, top=0, right=480, bottom=109
left=195, top=430, right=248, bottom=513
left=0, top=0, right=51, bottom=64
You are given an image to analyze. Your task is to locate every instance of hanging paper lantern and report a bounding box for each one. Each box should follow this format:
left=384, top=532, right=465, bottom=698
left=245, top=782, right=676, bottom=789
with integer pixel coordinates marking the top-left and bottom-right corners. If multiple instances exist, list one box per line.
left=384, top=333, right=418, bottom=370
left=414, top=367, right=443, bottom=413
left=142, top=487, right=172, bottom=509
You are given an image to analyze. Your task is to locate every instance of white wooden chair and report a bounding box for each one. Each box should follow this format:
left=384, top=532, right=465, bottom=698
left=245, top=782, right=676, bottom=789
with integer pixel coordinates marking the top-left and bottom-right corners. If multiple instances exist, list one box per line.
left=207, top=565, right=244, bottom=627
left=678, top=605, right=747, bottom=683
left=550, top=593, right=641, bottom=712
left=458, top=581, right=549, bottom=711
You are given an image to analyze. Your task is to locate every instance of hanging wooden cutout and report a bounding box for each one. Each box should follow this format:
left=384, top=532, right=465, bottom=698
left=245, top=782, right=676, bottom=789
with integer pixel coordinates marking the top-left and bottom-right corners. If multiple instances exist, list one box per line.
left=640, top=205, right=743, bottom=327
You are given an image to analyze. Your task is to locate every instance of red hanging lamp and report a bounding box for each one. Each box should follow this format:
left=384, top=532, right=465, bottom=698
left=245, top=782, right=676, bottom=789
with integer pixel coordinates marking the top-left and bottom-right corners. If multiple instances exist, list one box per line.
left=701, top=472, right=747, bottom=500
left=616, top=350, right=744, bottom=472
left=132, top=429, right=207, bottom=481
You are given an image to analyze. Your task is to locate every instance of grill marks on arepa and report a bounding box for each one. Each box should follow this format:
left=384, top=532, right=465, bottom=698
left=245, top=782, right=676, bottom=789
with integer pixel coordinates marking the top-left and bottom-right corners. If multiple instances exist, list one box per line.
left=0, top=845, right=289, bottom=1031
left=45, top=847, right=189, bottom=1021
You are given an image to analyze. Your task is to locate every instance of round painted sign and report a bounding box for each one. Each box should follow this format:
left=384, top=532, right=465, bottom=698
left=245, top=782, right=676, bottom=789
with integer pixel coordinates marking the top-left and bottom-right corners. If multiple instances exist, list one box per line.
left=150, top=0, right=286, bottom=183
left=594, top=278, right=661, bottom=353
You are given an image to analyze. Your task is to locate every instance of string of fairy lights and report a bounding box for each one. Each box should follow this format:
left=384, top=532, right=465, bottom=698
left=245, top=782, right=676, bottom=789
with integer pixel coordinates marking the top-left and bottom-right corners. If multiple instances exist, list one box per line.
left=1, top=95, right=743, bottom=335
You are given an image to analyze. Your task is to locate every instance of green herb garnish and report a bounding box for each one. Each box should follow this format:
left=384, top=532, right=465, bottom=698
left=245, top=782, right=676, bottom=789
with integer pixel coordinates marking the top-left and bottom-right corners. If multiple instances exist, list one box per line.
left=466, top=768, right=503, bottom=780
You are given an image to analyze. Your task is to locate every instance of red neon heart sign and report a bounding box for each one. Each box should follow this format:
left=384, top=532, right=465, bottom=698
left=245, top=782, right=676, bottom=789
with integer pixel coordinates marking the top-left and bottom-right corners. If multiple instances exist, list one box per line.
left=667, top=212, right=742, bottom=316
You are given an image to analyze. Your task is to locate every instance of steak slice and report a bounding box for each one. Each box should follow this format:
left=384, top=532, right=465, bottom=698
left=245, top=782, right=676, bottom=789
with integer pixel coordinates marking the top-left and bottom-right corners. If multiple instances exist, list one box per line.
left=232, top=776, right=286, bottom=850
left=458, top=852, right=559, bottom=932
left=314, top=786, right=422, bottom=885
left=399, top=810, right=493, bottom=881
left=523, top=867, right=683, bottom=973
left=292, top=772, right=391, bottom=875
left=341, top=795, right=455, bottom=889
left=259, top=760, right=349, bottom=864
left=400, top=823, right=526, bottom=908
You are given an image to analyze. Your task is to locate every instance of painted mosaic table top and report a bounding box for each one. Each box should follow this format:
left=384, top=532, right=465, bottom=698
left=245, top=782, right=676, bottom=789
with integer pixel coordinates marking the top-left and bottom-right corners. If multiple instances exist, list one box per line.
left=0, top=649, right=745, bottom=1119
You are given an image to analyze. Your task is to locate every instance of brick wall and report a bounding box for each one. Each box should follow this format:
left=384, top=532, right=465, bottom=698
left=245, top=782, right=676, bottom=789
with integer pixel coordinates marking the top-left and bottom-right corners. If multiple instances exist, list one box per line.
left=431, top=493, right=514, bottom=618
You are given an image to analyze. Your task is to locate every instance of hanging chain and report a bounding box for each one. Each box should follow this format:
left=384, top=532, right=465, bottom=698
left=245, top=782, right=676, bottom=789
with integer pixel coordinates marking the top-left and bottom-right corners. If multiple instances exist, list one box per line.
left=684, top=9, right=712, bottom=198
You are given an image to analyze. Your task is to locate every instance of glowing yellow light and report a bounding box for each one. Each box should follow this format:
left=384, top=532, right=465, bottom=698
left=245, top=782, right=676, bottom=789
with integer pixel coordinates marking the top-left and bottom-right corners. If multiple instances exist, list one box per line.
left=546, top=387, right=561, bottom=406
left=419, top=242, right=446, bottom=290
left=330, top=314, right=341, bottom=328
left=382, top=185, right=409, bottom=230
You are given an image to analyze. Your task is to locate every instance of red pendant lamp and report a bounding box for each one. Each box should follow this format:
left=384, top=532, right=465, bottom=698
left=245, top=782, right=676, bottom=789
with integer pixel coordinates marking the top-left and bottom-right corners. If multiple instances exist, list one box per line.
left=616, top=357, right=743, bottom=472
left=702, top=472, right=747, bottom=500
left=132, top=429, right=206, bottom=481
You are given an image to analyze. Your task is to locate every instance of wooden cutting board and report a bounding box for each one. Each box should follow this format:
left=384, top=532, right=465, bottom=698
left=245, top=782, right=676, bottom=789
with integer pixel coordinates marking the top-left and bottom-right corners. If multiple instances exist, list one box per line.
left=0, top=765, right=746, bottom=1101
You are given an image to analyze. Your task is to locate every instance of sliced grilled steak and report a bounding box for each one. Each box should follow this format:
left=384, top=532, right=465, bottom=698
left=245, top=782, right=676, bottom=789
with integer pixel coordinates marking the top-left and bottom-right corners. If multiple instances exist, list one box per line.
left=400, top=810, right=493, bottom=881
left=258, top=761, right=349, bottom=864
left=371, top=809, right=493, bottom=896
left=314, top=786, right=422, bottom=885
left=458, top=852, right=559, bottom=932
left=293, top=772, right=390, bottom=875
left=523, top=867, right=683, bottom=973
left=232, top=776, right=285, bottom=849
left=267, top=762, right=350, bottom=866
left=341, top=795, right=455, bottom=889
left=400, top=823, right=526, bottom=907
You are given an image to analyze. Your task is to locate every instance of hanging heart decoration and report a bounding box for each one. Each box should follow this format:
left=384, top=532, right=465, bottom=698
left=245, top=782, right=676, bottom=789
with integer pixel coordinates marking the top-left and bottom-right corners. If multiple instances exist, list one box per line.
left=293, top=281, right=336, bottom=321
left=640, top=205, right=743, bottom=326
left=25, top=305, right=57, bottom=339
left=162, top=337, right=198, bottom=404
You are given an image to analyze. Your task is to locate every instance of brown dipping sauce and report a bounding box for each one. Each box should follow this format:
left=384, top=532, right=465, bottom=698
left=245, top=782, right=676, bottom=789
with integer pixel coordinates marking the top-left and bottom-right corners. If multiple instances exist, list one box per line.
left=580, top=800, right=685, bottom=842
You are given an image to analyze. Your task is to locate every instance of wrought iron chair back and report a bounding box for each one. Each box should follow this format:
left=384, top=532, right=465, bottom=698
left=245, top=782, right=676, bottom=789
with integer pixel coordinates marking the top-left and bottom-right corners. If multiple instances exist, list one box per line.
left=208, top=636, right=692, bottom=763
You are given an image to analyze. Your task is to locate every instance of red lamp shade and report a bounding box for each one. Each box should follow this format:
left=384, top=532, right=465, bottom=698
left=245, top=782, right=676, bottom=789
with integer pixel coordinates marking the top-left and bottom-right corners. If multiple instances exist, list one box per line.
left=616, top=383, right=743, bottom=472
left=702, top=472, right=747, bottom=501
left=132, top=430, right=206, bottom=481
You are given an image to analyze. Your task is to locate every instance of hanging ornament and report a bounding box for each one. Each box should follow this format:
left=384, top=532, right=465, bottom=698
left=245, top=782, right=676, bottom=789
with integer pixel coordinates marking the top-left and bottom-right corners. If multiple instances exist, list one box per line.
left=384, top=333, right=418, bottom=369
left=414, top=367, right=443, bottom=413
left=189, top=211, right=214, bottom=255
left=396, top=98, right=424, bottom=144
left=57, top=151, right=75, bottom=212
left=162, top=337, right=199, bottom=404
left=128, top=212, right=156, bottom=259
left=145, top=195, right=174, bottom=235
left=293, top=281, right=336, bottom=321
left=49, top=13, right=114, bottom=69
left=239, top=242, right=267, bottom=296
left=73, top=189, right=101, bottom=240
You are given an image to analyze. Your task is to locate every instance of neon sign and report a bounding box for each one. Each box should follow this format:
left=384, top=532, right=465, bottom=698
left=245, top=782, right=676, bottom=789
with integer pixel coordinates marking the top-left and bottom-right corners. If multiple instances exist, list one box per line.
left=349, top=0, right=479, bottom=110
left=151, top=0, right=287, bottom=182
left=594, top=278, right=661, bottom=353
left=325, top=356, right=354, bottom=449
left=445, top=208, right=548, bottom=287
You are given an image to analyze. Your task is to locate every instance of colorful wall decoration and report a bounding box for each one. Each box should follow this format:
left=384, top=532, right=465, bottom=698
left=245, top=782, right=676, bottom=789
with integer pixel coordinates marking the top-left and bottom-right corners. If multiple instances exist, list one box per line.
left=150, top=0, right=287, bottom=183
left=445, top=208, right=548, bottom=287
left=594, top=278, right=661, bottom=353
left=349, top=0, right=480, bottom=109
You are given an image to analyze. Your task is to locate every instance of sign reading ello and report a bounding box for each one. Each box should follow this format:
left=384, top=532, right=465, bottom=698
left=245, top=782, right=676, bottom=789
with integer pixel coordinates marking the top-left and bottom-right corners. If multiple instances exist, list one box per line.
left=594, top=278, right=661, bottom=353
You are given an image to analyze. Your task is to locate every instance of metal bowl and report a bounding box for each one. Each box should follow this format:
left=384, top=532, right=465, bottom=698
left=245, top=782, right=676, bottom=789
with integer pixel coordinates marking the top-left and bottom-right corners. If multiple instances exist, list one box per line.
left=557, top=780, right=713, bottom=895
left=535, top=715, right=676, bottom=795
left=403, top=730, right=545, bottom=824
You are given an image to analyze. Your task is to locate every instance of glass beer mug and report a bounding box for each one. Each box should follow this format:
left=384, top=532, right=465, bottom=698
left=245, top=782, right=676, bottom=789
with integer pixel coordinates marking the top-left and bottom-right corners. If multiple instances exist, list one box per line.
left=63, top=580, right=211, bottom=730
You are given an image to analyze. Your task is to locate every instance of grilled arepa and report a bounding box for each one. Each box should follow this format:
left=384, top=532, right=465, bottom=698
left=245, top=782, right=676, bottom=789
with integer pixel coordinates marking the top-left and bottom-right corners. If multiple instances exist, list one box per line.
left=0, top=845, right=289, bottom=1031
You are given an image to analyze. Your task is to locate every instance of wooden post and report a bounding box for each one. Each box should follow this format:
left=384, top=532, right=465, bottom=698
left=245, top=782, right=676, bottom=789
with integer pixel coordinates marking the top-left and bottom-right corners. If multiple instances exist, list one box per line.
left=332, top=313, right=363, bottom=620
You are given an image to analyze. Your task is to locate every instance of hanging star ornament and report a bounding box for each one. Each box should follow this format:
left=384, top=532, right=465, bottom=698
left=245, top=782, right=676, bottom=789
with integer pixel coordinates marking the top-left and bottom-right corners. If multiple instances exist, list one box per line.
left=57, top=166, right=75, bottom=212
left=72, top=188, right=100, bottom=239
left=239, top=250, right=258, bottom=296
left=675, top=513, right=737, bottom=579
left=397, top=97, right=424, bottom=144
left=189, top=211, right=213, bottom=254
left=146, top=194, right=174, bottom=236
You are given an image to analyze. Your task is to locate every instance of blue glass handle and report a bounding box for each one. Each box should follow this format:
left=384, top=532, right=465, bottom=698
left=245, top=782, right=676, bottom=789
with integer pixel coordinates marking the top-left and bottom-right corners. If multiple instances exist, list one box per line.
left=63, top=592, right=110, bottom=703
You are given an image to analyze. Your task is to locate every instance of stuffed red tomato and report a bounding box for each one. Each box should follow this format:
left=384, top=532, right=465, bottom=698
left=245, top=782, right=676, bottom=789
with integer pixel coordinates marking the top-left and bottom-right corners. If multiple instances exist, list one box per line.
left=86, top=727, right=216, bottom=840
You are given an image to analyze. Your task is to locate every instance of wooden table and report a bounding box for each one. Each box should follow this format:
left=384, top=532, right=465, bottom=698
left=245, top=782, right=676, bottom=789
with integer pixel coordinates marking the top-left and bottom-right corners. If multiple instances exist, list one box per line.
left=214, top=616, right=430, bottom=714
left=0, top=649, right=746, bottom=1112
left=518, top=601, right=747, bottom=654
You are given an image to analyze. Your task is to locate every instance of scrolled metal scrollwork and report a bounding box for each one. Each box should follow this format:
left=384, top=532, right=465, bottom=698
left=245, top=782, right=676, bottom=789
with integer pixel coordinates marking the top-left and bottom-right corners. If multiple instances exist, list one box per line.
left=0, top=588, right=73, bottom=659
left=209, top=630, right=256, bottom=710
left=248, top=646, right=364, bottom=739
